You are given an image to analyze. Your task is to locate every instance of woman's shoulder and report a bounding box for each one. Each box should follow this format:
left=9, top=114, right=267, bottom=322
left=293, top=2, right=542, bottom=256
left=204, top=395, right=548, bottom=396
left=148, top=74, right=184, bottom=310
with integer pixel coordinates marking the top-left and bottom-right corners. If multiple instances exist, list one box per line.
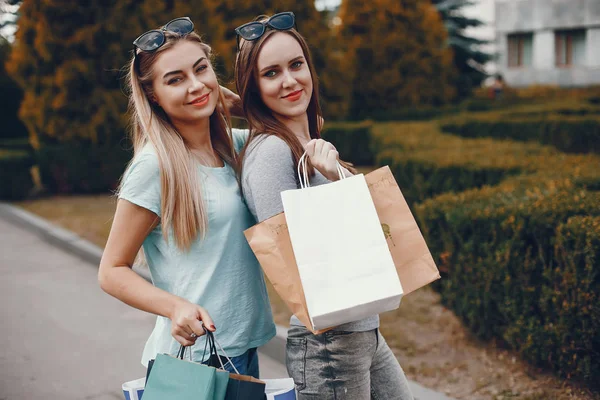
left=242, top=134, right=294, bottom=179
left=123, top=144, right=161, bottom=182
left=246, top=133, right=290, bottom=157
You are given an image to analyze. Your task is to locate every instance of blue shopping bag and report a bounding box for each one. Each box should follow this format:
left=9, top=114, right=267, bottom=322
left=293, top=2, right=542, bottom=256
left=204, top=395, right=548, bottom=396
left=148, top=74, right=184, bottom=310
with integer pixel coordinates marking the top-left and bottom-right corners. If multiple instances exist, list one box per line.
left=122, top=377, right=145, bottom=400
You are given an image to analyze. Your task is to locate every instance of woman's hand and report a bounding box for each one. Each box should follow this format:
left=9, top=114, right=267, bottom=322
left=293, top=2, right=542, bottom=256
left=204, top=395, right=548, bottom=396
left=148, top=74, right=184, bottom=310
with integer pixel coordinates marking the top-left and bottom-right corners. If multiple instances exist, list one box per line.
left=219, top=85, right=244, bottom=119
left=305, top=139, right=342, bottom=182
left=169, top=299, right=216, bottom=347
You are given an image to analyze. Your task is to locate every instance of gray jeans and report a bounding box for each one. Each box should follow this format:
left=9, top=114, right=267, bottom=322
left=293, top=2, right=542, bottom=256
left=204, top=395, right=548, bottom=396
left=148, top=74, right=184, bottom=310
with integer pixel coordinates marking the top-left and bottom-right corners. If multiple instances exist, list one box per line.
left=286, top=326, right=414, bottom=400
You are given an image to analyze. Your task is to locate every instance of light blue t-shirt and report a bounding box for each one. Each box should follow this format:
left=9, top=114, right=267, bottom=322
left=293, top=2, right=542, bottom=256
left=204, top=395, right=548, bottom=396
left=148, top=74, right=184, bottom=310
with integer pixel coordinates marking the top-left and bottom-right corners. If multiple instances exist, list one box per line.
left=119, top=128, right=275, bottom=366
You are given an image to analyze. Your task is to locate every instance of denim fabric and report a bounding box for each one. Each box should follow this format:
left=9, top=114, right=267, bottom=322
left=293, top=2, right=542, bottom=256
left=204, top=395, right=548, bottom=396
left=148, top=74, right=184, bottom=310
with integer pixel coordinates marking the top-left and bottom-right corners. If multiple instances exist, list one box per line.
left=286, top=326, right=413, bottom=399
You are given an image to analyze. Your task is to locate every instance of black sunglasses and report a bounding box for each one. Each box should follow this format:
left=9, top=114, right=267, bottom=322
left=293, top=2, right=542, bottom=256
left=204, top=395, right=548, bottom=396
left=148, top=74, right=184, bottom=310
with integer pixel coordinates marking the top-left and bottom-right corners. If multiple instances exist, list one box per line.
left=235, top=12, right=296, bottom=49
left=133, top=17, right=194, bottom=52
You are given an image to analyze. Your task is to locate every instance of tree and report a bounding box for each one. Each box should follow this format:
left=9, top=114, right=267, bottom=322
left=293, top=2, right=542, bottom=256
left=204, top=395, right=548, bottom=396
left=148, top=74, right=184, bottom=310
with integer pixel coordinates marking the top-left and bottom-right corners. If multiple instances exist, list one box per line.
left=5, top=0, right=216, bottom=146
left=5, top=0, right=214, bottom=192
left=432, top=0, right=493, bottom=99
left=0, top=35, right=27, bottom=140
left=338, top=0, right=456, bottom=119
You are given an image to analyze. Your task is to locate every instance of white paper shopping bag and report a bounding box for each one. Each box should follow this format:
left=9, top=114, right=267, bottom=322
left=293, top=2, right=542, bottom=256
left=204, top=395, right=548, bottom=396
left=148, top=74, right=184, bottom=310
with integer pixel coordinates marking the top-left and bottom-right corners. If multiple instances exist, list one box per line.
left=265, top=378, right=296, bottom=399
left=281, top=155, right=403, bottom=330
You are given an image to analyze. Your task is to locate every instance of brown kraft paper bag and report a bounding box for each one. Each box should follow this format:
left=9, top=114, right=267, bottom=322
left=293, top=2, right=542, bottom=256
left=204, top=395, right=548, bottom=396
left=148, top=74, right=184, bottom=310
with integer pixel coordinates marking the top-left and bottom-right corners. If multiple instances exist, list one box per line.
left=244, top=166, right=440, bottom=333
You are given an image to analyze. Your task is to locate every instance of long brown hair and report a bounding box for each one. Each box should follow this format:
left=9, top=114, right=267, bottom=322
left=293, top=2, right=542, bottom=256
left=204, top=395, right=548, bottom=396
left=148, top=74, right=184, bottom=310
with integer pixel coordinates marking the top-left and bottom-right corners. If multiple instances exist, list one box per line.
left=120, top=31, right=236, bottom=250
left=235, top=27, right=325, bottom=177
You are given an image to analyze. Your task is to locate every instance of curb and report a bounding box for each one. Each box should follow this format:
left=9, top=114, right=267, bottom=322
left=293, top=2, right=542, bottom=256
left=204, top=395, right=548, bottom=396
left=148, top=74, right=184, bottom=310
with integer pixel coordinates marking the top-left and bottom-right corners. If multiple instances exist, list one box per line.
left=0, top=202, right=150, bottom=280
left=0, top=202, right=455, bottom=400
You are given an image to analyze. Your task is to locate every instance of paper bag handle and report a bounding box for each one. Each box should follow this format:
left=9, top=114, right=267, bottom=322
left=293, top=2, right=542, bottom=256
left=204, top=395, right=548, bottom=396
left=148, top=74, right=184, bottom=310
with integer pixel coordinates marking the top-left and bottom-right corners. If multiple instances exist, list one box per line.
left=199, top=328, right=241, bottom=375
left=298, top=151, right=346, bottom=189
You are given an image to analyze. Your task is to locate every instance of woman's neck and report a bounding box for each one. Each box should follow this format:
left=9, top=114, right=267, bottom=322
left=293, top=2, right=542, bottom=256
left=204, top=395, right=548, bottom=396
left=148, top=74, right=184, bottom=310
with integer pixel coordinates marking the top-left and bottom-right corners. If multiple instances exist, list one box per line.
left=174, top=118, right=212, bottom=151
left=277, top=114, right=310, bottom=145
left=173, top=118, right=223, bottom=167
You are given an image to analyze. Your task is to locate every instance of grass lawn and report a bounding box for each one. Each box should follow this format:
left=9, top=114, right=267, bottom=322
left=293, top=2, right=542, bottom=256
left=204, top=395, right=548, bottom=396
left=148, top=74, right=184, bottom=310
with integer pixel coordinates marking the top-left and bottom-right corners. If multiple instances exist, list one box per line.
left=16, top=191, right=598, bottom=400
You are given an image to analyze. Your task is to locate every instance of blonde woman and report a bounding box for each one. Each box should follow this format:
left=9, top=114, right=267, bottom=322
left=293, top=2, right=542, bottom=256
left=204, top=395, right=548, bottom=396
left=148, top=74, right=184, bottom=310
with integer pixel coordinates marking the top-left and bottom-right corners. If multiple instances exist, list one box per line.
left=98, top=17, right=275, bottom=378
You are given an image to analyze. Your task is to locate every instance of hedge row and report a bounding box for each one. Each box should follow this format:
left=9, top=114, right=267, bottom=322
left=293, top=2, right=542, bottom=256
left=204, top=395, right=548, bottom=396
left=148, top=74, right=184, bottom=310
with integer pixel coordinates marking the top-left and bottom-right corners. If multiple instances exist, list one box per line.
left=36, top=141, right=132, bottom=194
left=471, top=84, right=600, bottom=103
left=415, top=181, right=600, bottom=384
left=552, top=215, right=600, bottom=381
left=441, top=115, right=600, bottom=154
left=371, top=122, right=600, bottom=204
left=0, top=137, right=34, bottom=152
left=321, top=121, right=375, bottom=166
left=0, top=150, right=35, bottom=200
left=371, top=121, right=600, bottom=384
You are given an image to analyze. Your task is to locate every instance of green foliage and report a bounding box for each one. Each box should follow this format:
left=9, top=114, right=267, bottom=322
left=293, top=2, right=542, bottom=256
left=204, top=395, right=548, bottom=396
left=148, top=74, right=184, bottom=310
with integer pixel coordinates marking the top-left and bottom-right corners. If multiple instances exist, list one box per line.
left=372, top=122, right=571, bottom=203
left=371, top=119, right=600, bottom=383
left=0, top=36, right=28, bottom=141
left=4, top=0, right=214, bottom=192
left=338, top=0, right=455, bottom=118
left=36, top=141, right=132, bottom=194
left=0, top=138, right=32, bottom=152
left=550, top=216, right=600, bottom=382
left=432, top=0, right=493, bottom=100
left=441, top=114, right=600, bottom=154
left=416, top=184, right=600, bottom=384
left=0, top=149, right=34, bottom=200
left=321, top=121, right=374, bottom=166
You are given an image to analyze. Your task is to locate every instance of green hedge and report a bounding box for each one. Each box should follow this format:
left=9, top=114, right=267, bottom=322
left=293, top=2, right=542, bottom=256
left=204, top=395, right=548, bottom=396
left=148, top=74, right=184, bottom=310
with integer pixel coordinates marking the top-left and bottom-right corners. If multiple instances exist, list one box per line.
left=372, top=120, right=600, bottom=384
left=0, top=150, right=35, bottom=200
left=0, top=138, right=34, bottom=152
left=441, top=115, right=600, bottom=154
left=371, top=122, right=578, bottom=203
left=550, top=216, right=600, bottom=383
left=415, top=183, right=600, bottom=384
left=37, top=141, right=132, bottom=194
left=321, top=121, right=374, bottom=166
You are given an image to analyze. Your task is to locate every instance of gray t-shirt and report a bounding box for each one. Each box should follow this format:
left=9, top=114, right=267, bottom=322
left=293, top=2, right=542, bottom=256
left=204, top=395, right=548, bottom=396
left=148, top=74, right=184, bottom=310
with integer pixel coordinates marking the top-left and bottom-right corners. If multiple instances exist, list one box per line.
left=242, top=134, right=379, bottom=332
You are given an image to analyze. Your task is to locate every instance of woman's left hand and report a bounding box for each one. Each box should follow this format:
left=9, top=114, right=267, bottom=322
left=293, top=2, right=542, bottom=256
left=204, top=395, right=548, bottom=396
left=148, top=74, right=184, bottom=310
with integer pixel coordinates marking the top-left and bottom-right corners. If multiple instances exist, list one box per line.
left=219, top=85, right=244, bottom=119
left=305, top=139, right=341, bottom=182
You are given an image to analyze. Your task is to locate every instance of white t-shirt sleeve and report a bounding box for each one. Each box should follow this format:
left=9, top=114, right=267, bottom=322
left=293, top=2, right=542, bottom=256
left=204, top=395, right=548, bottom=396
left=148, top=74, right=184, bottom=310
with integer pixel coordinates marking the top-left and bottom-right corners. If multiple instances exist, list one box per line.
left=118, top=153, right=161, bottom=216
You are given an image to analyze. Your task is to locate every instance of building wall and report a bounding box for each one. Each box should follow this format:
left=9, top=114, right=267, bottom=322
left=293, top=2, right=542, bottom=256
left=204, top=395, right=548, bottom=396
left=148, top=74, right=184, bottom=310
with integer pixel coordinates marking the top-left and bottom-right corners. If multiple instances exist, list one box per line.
left=495, top=0, right=600, bottom=86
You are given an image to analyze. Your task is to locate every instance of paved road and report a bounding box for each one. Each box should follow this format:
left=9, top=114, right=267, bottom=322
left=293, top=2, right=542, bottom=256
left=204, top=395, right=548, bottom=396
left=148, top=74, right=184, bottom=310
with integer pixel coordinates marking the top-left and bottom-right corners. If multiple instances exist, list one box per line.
left=0, top=217, right=286, bottom=400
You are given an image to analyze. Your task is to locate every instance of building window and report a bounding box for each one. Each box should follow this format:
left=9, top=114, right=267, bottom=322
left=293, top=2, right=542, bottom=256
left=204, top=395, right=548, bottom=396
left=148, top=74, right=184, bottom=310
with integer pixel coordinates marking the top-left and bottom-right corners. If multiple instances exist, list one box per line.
left=555, top=30, right=586, bottom=67
left=507, top=33, right=533, bottom=68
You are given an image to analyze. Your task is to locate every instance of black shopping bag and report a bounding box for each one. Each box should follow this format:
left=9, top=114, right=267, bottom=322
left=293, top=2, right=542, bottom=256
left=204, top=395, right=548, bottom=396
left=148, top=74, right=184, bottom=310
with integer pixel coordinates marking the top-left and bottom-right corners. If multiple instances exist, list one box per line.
left=225, top=373, right=266, bottom=400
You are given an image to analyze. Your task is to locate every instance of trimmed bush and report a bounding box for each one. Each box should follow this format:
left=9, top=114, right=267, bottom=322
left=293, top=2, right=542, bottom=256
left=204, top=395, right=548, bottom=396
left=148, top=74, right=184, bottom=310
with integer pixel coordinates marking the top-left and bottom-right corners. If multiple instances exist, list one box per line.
left=0, top=150, right=35, bottom=200
left=371, top=122, right=574, bottom=203
left=0, top=138, right=34, bottom=152
left=346, top=106, right=461, bottom=122
left=371, top=119, right=600, bottom=384
left=321, top=121, right=374, bottom=166
left=441, top=115, right=600, bottom=154
left=550, top=216, right=600, bottom=383
left=415, top=184, right=600, bottom=384
left=37, top=141, right=132, bottom=194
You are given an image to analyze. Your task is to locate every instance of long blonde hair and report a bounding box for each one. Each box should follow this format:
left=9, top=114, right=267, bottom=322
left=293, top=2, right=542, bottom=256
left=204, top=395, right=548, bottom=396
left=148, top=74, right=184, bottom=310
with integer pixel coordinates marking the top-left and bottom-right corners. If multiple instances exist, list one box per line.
left=121, top=31, right=236, bottom=250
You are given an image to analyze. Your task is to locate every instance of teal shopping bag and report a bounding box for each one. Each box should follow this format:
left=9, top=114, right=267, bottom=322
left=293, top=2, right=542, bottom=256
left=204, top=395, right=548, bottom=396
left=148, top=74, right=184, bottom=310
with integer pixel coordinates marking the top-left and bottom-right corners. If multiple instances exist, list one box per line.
left=214, top=369, right=230, bottom=399
left=142, top=352, right=217, bottom=400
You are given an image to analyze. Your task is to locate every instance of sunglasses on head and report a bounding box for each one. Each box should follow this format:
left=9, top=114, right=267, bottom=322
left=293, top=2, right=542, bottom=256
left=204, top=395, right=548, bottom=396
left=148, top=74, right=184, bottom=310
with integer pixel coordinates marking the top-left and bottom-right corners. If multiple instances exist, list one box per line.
left=133, top=17, right=194, bottom=53
left=234, top=12, right=296, bottom=49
